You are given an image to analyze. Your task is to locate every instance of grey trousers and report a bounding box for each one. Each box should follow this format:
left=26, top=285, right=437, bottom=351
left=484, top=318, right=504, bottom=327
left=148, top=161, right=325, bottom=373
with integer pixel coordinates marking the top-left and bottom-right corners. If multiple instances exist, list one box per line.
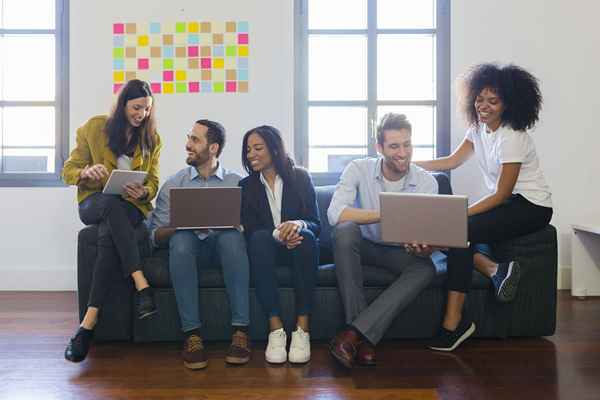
left=332, top=221, right=436, bottom=345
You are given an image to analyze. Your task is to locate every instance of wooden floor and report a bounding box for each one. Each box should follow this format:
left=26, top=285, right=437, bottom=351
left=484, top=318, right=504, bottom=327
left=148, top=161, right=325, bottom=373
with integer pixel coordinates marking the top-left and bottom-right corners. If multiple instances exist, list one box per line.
left=1, top=291, right=599, bottom=400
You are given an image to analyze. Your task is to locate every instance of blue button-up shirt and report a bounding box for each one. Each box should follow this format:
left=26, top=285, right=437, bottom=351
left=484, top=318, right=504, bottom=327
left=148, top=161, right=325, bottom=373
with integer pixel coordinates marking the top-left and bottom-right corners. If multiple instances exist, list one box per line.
left=327, top=157, right=438, bottom=243
left=146, top=164, right=243, bottom=247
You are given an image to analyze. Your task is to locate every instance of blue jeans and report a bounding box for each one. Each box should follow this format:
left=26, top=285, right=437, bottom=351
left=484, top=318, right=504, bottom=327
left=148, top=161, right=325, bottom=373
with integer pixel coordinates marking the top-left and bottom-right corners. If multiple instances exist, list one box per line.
left=247, top=229, right=319, bottom=318
left=168, top=229, right=250, bottom=332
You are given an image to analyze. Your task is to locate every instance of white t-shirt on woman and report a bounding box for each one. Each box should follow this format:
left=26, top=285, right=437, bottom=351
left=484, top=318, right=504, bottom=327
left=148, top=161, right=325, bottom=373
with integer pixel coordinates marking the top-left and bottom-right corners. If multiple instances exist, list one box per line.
left=465, top=124, right=552, bottom=208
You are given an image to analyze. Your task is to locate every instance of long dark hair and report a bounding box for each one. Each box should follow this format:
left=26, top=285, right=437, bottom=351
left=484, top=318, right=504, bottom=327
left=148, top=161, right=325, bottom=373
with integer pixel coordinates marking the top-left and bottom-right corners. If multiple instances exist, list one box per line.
left=241, top=125, right=295, bottom=184
left=105, top=79, right=157, bottom=157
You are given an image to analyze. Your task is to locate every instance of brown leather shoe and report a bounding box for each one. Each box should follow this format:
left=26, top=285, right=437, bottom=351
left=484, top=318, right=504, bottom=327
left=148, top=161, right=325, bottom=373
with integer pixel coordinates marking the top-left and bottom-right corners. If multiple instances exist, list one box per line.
left=225, top=330, right=251, bottom=365
left=356, top=341, right=376, bottom=366
left=329, top=329, right=361, bottom=368
left=182, top=334, right=208, bottom=370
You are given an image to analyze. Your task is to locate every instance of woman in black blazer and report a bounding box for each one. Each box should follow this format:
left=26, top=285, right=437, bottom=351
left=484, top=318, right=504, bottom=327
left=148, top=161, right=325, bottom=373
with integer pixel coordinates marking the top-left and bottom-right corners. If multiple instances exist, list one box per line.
left=239, top=125, right=320, bottom=364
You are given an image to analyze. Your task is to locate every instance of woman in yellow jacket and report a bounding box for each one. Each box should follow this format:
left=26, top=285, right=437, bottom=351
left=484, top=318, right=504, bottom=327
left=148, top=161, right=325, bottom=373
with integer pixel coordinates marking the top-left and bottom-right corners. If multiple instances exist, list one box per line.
left=62, top=79, right=161, bottom=362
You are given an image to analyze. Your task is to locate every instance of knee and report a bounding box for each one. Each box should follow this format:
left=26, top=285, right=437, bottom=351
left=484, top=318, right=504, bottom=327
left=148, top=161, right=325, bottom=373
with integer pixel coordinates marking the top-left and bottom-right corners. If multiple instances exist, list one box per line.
left=169, top=231, right=196, bottom=255
left=217, top=230, right=247, bottom=252
left=332, top=221, right=360, bottom=247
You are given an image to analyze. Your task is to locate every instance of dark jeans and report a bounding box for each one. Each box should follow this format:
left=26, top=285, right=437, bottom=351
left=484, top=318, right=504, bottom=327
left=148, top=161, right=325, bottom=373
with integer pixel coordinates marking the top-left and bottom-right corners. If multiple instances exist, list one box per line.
left=448, top=194, right=553, bottom=293
left=247, top=229, right=319, bottom=318
left=79, top=193, right=144, bottom=308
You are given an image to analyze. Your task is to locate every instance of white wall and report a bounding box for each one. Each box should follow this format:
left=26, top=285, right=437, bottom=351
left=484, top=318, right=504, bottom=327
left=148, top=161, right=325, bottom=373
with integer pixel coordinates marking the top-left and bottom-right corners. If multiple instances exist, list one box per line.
left=1, top=0, right=598, bottom=290
left=450, top=0, right=600, bottom=288
left=0, top=0, right=294, bottom=290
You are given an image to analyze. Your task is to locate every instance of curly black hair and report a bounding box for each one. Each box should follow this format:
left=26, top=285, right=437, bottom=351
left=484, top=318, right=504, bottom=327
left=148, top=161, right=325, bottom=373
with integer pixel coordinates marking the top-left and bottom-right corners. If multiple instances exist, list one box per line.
left=460, top=63, right=542, bottom=131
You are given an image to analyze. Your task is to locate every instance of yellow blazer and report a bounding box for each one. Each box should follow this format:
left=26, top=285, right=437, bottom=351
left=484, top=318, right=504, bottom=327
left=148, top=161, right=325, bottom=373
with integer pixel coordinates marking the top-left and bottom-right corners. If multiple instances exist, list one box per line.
left=62, top=115, right=161, bottom=217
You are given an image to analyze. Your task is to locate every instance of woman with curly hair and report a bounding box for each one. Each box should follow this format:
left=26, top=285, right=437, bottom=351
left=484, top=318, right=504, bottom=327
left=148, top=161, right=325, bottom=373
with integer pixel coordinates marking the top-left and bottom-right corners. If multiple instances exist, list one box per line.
left=415, top=63, right=553, bottom=351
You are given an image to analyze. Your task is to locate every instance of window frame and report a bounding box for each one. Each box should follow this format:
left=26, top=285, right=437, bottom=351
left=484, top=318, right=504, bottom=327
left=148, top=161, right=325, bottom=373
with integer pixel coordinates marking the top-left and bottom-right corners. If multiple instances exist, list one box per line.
left=294, top=0, right=450, bottom=185
left=0, top=0, right=69, bottom=187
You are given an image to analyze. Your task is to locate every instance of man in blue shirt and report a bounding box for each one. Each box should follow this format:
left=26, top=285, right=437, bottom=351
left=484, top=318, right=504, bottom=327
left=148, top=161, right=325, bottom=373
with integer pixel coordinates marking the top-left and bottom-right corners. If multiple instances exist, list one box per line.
left=146, top=119, right=250, bottom=369
left=328, top=113, right=438, bottom=368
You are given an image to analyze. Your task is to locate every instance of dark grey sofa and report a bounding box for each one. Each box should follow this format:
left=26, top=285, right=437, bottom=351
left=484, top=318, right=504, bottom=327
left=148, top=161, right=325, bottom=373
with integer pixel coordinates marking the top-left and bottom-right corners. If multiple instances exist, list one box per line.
left=77, top=174, right=558, bottom=342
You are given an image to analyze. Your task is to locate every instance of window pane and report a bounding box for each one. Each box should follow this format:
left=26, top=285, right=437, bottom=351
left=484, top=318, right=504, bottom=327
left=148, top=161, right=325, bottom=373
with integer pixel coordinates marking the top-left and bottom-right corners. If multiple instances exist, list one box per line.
left=309, top=35, right=367, bottom=101
left=309, top=147, right=366, bottom=173
left=377, top=105, right=435, bottom=146
left=309, top=106, right=367, bottom=146
left=3, top=106, right=55, bottom=146
left=377, top=0, right=435, bottom=29
left=309, top=0, right=366, bottom=30
left=1, top=35, right=55, bottom=101
left=2, top=148, right=55, bottom=173
left=377, top=34, right=435, bottom=101
left=2, top=0, right=55, bottom=29
left=411, top=146, right=435, bottom=161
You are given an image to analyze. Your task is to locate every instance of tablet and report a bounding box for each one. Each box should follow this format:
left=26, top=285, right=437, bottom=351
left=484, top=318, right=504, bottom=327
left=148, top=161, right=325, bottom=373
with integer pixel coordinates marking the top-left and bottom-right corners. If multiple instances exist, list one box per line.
left=102, top=169, right=147, bottom=195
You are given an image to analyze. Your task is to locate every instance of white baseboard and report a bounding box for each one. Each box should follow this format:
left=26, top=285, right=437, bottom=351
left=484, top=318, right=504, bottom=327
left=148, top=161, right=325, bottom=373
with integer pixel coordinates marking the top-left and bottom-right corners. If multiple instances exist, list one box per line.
left=557, top=265, right=572, bottom=290
left=0, top=268, right=76, bottom=291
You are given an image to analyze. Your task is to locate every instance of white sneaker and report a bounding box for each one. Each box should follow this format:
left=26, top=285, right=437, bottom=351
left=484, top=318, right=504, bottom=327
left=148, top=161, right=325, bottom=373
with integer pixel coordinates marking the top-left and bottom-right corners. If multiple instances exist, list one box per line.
left=288, top=327, right=310, bottom=364
left=265, top=328, right=287, bottom=364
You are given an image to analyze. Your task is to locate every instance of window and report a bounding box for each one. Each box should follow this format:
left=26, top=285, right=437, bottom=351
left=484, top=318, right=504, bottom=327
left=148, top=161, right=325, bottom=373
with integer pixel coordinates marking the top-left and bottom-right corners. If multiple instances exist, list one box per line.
left=294, top=0, right=450, bottom=181
left=0, top=0, right=68, bottom=186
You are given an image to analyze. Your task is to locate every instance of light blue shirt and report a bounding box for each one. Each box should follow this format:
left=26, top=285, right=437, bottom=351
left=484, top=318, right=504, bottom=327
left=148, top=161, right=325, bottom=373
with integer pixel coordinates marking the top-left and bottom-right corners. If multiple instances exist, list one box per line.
left=146, top=164, right=243, bottom=247
left=327, top=157, right=438, bottom=243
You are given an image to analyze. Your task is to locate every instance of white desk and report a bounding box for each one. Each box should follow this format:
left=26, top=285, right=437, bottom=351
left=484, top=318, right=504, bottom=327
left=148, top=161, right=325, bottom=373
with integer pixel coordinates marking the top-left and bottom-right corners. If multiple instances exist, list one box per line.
left=571, top=224, right=600, bottom=298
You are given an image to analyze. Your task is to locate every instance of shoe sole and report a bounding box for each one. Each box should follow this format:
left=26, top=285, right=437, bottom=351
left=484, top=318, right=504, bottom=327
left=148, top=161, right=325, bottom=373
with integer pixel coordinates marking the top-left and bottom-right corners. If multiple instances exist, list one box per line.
left=329, top=345, right=353, bottom=369
left=184, top=360, right=208, bottom=370
left=138, top=308, right=158, bottom=320
left=288, top=355, right=310, bottom=364
left=428, top=322, right=476, bottom=352
left=497, top=261, right=521, bottom=303
left=225, top=356, right=250, bottom=365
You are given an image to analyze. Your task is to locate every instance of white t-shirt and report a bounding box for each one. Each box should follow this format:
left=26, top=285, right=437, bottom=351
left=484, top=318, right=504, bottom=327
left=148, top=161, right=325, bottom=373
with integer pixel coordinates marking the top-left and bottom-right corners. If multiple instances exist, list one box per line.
left=465, top=124, right=552, bottom=208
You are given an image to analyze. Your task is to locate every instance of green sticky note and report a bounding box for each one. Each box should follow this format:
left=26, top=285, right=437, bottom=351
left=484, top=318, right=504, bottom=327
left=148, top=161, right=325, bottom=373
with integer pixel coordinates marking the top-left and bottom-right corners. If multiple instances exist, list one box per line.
left=226, top=46, right=237, bottom=57
left=176, top=82, right=187, bottom=93
left=113, top=47, right=124, bottom=59
left=176, top=22, right=186, bottom=33
left=163, top=58, right=174, bottom=69
left=213, top=82, right=224, bottom=93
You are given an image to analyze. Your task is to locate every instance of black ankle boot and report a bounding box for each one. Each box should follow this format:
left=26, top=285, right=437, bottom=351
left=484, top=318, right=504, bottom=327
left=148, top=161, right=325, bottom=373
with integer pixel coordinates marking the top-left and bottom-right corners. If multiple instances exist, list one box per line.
left=136, top=287, right=158, bottom=319
left=65, top=327, right=94, bottom=362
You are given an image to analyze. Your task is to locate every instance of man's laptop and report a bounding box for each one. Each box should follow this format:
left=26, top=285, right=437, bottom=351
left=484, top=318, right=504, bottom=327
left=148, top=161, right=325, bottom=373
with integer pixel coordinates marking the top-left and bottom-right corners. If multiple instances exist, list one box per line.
left=380, top=192, right=468, bottom=248
left=170, top=187, right=241, bottom=229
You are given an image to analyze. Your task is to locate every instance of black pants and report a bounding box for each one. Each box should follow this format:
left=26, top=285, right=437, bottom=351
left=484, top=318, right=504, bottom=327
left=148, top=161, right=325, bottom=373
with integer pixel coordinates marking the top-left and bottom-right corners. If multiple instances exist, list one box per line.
left=447, top=194, right=553, bottom=293
left=79, top=193, right=144, bottom=308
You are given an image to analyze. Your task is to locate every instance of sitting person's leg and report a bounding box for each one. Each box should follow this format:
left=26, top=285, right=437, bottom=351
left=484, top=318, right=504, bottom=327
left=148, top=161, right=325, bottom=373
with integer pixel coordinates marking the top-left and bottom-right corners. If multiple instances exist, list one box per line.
left=214, top=229, right=251, bottom=365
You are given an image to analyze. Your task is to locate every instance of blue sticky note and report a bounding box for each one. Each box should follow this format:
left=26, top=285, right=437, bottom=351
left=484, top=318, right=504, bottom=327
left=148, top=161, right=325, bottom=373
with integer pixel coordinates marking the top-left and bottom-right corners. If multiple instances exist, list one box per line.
left=113, top=59, right=125, bottom=69
left=238, top=57, right=248, bottom=69
left=238, top=21, right=249, bottom=33
left=163, top=46, right=174, bottom=58
left=238, top=69, right=248, bottom=81
left=213, top=45, right=224, bottom=57
left=201, top=82, right=212, bottom=92
left=113, top=36, right=124, bottom=47
left=188, top=34, right=200, bottom=44
left=150, top=22, right=161, bottom=34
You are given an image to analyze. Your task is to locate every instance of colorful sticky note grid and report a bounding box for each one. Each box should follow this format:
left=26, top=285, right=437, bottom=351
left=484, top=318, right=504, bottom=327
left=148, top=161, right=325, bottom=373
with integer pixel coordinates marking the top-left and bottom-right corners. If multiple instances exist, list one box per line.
left=113, top=21, right=249, bottom=94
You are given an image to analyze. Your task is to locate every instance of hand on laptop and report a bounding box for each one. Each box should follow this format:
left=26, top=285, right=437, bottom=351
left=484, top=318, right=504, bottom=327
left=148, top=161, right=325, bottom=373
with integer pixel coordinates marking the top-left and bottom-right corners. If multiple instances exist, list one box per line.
left=123, top=182, right=148, bottom=200
left=404, top=243, right=447, bottom=257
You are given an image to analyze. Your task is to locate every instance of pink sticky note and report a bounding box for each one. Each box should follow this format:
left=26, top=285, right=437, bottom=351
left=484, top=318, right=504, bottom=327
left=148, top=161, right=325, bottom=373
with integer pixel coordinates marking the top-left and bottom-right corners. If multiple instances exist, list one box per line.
left=226, top=81, right=237, bottom=92
left=113, top=83, right=123, bottom=93
left=113, top=23, right=124, bottom=34
left=151, top=83, right=161, bottom=94
left=138, top=58, right=149, bottom=70
left=201, top=58, right=211, bottom=69
left=238, top=33, right=248, bottom=44
left=163, top=71, right=174, bottom=81
left=188, top=46, right=199, bottom=57
left=189, top=82, right=200, bottom=92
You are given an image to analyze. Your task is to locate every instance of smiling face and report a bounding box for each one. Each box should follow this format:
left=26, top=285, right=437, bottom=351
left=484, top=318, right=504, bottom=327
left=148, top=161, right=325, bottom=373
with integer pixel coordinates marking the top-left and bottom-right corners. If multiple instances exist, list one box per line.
left=246, top=132, right=273, bottom=173
left=377, top=128, right=412, bottom=179
left=125, top=96, right=153, bottom=128
left=474, top=87, right=505, bottom=131
left=185, top=123, right=215, bottom=167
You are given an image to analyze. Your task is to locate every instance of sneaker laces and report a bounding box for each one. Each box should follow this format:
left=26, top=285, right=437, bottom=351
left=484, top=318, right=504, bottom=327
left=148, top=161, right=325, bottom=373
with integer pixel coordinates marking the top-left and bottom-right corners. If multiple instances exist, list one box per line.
left=186, top=335, right=203, bottom=352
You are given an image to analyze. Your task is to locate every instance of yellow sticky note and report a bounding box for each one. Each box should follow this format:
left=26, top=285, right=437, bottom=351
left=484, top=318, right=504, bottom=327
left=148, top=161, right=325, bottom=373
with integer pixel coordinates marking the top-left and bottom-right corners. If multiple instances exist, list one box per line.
left=188, top=22, right=199, bottom=33
left=238, top=46, right=249, bottom=57
left=163, top=82, right=174, bottom=94
left=138, top=35, right=149, bottom=46
left=175, top=70, right=187, bottom=81
left=213, top=58, right=224, bottom=69
left=113, top=71, right=125, bottom=82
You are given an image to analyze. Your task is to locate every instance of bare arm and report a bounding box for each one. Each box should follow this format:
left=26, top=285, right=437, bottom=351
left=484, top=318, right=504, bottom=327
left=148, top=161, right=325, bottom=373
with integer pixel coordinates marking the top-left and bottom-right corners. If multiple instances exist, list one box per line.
left=468, top=163, right=521, bottom=216
left=338, top=207, right=380, bottom=225
left=415, top=138, right=474, bottom=171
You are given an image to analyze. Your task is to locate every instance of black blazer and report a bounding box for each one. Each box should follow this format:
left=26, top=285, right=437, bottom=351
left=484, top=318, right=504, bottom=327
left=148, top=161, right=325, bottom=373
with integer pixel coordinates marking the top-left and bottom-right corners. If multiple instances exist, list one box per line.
left=239, top=167, right=321, bottom=239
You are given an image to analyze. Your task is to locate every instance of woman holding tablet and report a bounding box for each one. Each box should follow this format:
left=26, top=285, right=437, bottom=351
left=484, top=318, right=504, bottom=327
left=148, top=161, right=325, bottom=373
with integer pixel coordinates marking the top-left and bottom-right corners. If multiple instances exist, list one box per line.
left=62, top=79, right=162, bottom=362
left=415, top=63, right=553, bottom=351
left=239, top=125, right=320, bottom=364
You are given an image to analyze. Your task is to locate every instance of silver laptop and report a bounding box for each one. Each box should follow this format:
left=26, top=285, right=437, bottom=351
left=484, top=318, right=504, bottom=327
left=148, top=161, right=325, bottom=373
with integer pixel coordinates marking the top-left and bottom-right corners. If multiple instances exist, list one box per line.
left=170, top=187, right=241, bottom=229
left=380, top=192, right=468, bottom=248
